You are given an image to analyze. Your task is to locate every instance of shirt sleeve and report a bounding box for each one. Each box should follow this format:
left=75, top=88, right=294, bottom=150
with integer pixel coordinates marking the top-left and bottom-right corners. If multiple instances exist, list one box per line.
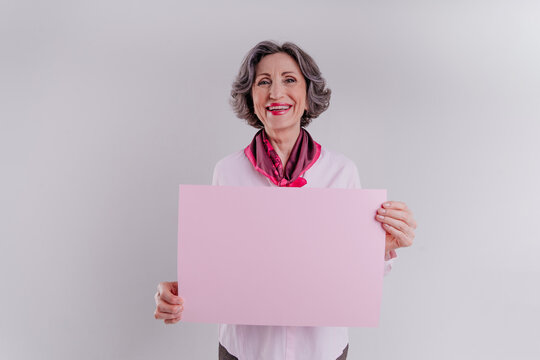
left=384, top=250, right=397, bottom=275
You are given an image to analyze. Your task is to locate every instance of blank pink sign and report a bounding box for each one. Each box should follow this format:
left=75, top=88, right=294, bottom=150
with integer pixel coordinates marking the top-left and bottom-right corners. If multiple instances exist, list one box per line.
left=177, top=184, right=386, bottom=327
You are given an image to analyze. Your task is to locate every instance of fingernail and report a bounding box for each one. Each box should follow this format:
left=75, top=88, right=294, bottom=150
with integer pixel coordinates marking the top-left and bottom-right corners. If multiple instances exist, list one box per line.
left=378, top=209, right=386, bottom=214
left=377, top=215, right=384, bottom=220
left=384, top=202, right=391, bottom=207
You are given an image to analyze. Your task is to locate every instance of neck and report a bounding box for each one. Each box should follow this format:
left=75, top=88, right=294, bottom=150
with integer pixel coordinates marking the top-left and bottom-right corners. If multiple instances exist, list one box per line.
left=264, top=125, right=301, bottom=166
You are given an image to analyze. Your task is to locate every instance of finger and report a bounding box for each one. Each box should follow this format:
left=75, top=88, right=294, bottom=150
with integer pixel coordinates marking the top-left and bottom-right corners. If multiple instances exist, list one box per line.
left=378, top=207, right=418, bottom=231
left=158, top=283, right=184, bottom=305
left=155, top=309, right=183, bottom=320
left=165, top=317, right=181, bottom=324
left=157, top=301, right=184, bottom=315
left=382, top=201, right=407, bottom=210
left=377, top=208, right=410, bottom=224
left=376, top=214, right=412, bottom=236
left=383, top=223, right=413, bottom=248
left=156, top=312, right=182, bottom=320
left=383, top=224, right=410, bottom=251
left=384, top=202, right=417, bottom=229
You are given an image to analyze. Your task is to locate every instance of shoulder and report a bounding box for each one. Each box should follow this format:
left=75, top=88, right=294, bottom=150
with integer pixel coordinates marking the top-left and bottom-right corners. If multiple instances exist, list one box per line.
left=212, top=149, right=268, bottom=186
left=305, top=146, right=362, bottom=188
left=317, top=147, right=360, bottom=177
left=213, top=150, right=249, bottom=174
left=319, top=147, right=357, bottom=169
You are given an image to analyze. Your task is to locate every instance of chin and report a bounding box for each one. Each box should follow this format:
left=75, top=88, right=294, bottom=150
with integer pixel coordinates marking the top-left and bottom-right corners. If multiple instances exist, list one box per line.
left=266, top=119, right=300, bottom=132
left=267, top=114, right=301, bottom=126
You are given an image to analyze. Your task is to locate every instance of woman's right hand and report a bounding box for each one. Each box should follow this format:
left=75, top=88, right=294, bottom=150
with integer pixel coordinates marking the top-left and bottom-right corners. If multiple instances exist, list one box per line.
left=154, top=281, right=184, bottom=324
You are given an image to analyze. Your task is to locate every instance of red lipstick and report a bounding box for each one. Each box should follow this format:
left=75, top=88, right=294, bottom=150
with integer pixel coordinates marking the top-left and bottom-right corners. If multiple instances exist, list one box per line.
left=266, top=103, right=292, bottom=116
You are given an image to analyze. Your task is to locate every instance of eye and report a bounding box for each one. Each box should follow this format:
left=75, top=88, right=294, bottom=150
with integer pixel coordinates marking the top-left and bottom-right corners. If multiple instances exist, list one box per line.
left=257, top=79, right=270, bottom=86
left=285, top=77, right=296, bottom=84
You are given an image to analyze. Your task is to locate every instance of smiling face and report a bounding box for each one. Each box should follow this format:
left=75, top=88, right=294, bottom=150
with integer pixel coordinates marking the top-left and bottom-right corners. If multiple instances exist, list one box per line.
left=251, top=52, right=308, bottom=133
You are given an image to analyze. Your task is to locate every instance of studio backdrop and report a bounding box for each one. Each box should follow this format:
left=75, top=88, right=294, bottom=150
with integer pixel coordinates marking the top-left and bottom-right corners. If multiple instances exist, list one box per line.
left=1, top=1, right=539, bottom=359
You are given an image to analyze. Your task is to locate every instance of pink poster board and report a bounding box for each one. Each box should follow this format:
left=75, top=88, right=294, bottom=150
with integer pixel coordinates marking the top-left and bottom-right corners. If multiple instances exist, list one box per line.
left=177, top=184, right=386, bottom=327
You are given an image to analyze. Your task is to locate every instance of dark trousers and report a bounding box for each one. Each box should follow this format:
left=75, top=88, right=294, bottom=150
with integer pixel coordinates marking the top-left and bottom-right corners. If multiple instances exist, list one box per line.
left=219, top=343, right=349, bottom=360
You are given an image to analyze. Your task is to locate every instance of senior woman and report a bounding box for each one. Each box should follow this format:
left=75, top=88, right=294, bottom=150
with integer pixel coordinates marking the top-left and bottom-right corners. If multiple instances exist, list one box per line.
left=154, top=40, right=417, bottom=360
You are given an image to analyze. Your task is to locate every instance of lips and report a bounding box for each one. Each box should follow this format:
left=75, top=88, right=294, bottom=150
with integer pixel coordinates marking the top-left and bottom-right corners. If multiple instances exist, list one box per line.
left=266, top=103, right=292, bottom=115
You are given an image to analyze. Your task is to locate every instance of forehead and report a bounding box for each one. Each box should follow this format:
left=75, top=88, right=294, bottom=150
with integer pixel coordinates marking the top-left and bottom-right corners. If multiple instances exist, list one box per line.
left=255, top=52, right=302, bottom=75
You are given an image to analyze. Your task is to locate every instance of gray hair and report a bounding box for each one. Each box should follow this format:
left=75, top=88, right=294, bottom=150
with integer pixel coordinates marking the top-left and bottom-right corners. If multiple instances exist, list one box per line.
left=230, top=40, right=331, bottom=129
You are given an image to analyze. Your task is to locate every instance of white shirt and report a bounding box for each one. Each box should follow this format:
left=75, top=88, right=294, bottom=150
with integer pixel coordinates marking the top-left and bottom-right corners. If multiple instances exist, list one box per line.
left=212, top=146, right=395, bottom=360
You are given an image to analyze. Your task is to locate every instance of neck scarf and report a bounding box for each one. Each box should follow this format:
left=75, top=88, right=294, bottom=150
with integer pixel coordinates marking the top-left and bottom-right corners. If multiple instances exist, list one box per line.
left=244, top=128, right=321, bottom=187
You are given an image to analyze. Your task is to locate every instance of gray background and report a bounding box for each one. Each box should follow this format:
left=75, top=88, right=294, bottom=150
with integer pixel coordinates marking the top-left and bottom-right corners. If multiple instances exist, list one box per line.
left=1, top=0, right=539, bottom=359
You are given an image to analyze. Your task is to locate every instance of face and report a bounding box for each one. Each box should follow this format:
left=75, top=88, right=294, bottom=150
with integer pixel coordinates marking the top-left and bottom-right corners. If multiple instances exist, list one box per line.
left=251, top=52, right=308, bottom=133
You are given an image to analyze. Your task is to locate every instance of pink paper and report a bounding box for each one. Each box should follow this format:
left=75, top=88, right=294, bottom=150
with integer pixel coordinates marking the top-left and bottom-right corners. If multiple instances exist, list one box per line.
left=177, top=184, right=386, bottom=327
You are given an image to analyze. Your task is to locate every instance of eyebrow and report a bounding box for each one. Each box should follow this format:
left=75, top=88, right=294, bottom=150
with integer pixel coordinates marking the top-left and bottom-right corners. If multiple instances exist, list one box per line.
left=256, top=71, right=298, bottom=77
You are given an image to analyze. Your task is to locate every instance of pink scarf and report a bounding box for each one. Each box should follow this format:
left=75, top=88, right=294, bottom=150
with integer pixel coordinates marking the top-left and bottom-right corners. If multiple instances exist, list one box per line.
left=244, top=128, right=321, bottom=187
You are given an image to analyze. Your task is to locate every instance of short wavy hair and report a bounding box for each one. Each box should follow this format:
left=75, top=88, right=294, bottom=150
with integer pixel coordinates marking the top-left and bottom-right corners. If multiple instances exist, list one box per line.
left=230, top=40, right=331, bottom=129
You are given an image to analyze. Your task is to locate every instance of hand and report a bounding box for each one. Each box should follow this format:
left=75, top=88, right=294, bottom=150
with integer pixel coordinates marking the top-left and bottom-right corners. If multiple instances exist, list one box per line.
left=154, top=281, right=184, bottom=324
left=375, top=201, right=417, bottom=254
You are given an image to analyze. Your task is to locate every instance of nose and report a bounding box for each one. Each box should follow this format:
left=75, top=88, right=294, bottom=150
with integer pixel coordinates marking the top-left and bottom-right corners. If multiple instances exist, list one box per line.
left=269, top=81, right=284, bottom=100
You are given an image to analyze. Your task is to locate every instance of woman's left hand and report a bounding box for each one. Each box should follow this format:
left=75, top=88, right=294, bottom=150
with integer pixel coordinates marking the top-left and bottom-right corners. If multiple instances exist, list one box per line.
left=375, top=201, right=417, bottom=255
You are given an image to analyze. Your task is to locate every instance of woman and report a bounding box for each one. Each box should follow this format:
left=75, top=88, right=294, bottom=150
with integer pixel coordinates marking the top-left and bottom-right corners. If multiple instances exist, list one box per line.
left=154, top=41, right=417, bottom=360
